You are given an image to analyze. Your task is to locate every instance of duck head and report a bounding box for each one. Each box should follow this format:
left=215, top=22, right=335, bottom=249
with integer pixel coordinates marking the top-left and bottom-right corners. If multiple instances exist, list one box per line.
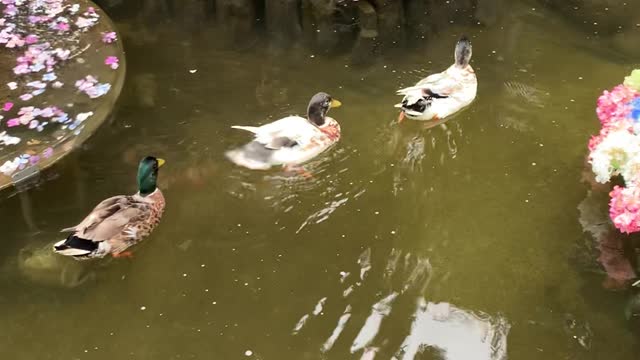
left=454, top=35, right=472, bottom=67
left=307, top=92, right=342, bottom=126
left=137, top=156, right=165, bottom=196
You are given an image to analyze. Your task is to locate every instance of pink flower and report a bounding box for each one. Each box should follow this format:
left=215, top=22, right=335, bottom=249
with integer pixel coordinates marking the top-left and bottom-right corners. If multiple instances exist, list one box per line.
left=609, top=185, right=640, bottom=233
left=75, top=16, right=94, bottom=28
left=28, top=15, right=45, bottom=24
left=42, top=147, right=53, bottom=158
left=13, top=63, right=29, bottom=75
left=56, top=22, right=70, bottom=32
left=19, top=93, right=33, bottom=101
left=2, top=102, right=13, bottom=111
left=6, top=34, right=24, bottom=48
left=24, top=34, right=38, bottom=44
left=54, top=48, right=70, bottom=60
left=75, top=75, right=97, bottom=91
left=105, top=56, right=119, bottom=69
left=101, top=31, right=117, bottom=44
left=596, top=85, right=639, bottom=127
left=3, top=4, right=17, bottom=16
left=6, top=118, right=19, bottom=127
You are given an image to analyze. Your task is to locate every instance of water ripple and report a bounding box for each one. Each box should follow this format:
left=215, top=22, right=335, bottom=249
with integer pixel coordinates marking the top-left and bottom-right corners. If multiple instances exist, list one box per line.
left=291, top=248, right=510, bottom=359
left=395, top=299, right=510, bottom=360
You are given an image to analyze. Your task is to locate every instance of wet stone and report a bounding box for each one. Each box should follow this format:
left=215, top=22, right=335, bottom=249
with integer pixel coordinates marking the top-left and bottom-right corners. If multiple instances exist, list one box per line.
left=0, top=0, right=125, bottom=192
left=216, top=0, right=257, bottom=47
left=265, top=0, right=302, bottom=49
left=370, top=0, right=405, bottom=48
left=351, top=1, right=379, bottom=66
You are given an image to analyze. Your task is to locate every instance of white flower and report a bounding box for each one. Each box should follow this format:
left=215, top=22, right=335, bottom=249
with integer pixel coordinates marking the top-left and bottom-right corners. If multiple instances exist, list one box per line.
left=590, top=129, right=640, bottom=184
left=621, top=155, right=640, bottom=184
left=0, top=131, right=21, bottom=146
left=75, top=111, right=93, bottom=122
left=0, top=157, right=20, bottom=176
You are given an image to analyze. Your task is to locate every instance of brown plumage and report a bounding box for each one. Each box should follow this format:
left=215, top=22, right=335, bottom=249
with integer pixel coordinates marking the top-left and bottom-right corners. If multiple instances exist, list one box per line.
left=53, top=157, right=166, bottom=259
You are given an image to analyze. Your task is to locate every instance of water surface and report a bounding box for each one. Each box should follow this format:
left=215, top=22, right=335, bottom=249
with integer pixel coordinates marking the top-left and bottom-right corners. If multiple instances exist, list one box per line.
left=1, top=3, right=639, bottom=360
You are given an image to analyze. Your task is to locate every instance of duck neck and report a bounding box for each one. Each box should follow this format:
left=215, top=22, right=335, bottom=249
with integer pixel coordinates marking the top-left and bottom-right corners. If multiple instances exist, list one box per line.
left=307, top=107, right=326, bottom=127
left=137, top=170, right=158, bottom=197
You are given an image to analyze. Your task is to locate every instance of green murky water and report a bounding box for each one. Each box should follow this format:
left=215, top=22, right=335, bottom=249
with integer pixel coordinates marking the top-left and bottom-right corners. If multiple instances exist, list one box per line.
left=1, top=2, right=640, bottom=359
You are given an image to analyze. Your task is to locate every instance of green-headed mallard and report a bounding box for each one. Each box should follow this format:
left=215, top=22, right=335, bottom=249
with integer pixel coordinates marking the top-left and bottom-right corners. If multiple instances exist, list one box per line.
left=225, top=92, right=342, bottom=170
left=396, top=36, right=477, bottom=122
left=53, top=156, right=166, bottom=259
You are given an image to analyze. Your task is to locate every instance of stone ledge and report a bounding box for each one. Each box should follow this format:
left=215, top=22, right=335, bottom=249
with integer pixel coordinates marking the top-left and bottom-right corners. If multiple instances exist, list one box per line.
left=0, top=0, right=125, bottom=191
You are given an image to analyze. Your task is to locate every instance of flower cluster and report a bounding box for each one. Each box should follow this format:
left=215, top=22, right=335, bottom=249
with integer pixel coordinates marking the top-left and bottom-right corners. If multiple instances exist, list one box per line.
left=589, top=69, right=640, bottom=233
left=1, top=0, right=99, bottom=102
left=0, top=0, right=120, bottom=180
left=4, top=105, right=69, bottom=131
left=75, top=75, right=111, bottom=98
left=101, top=31, right=116, bottom=43
left=609, top=186, right=640, bottom=233
left=0, top=147, right=53, bottom=176
left=105, top=55, right=119, bottom=70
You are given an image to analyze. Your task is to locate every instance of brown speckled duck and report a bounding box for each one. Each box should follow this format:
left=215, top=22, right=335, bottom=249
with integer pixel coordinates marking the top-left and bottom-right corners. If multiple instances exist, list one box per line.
left=53, top=156, right=166, bottom=259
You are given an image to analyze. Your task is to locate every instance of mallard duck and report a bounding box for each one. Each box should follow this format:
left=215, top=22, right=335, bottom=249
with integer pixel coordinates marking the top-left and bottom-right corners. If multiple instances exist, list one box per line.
left=396, top=36, right=477, bottom=122
left=53, top=156, right=166, bottom=259
left=225, top=92, right=342, bottom=170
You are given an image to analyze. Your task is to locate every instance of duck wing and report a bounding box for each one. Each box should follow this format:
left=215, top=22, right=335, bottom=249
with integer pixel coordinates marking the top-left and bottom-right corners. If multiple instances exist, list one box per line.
left=61, top=195, right=149, bottom=242
left=264, top=136, right=299, bottom=150
left=232, top=116, right=314, bottom=149
left=397, top=71, right=460, bottom=98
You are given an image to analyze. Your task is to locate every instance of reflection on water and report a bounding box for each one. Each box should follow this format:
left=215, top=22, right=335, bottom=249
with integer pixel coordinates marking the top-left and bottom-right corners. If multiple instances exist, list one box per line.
left=1, top=1, right=640, bottom=359
left=397, top=300, right=509, bottom=360
left=293, top=248, right=508, bottom=359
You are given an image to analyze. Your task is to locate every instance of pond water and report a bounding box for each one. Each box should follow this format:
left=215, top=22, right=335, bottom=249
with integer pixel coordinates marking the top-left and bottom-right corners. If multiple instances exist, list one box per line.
left=1, top=1, right=640, bottom=359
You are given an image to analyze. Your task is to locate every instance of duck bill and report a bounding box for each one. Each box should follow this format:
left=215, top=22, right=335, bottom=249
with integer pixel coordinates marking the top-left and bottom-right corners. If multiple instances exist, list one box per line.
left=330, top=99, right=342, bottom=108
left=157, top=158, right=166, bottom=167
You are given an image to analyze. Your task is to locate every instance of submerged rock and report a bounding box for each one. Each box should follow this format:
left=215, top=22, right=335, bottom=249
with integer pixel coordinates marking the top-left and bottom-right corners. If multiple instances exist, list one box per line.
left=16, top=244, right=95, bottom=288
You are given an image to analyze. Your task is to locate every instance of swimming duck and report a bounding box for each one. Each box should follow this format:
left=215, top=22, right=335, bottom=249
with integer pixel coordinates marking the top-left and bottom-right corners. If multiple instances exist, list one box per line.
left=53, top=156, right=166, bottom=259
left=225, top=92, right=342, bottom=170
left=396, top=36, right=477, bottom=122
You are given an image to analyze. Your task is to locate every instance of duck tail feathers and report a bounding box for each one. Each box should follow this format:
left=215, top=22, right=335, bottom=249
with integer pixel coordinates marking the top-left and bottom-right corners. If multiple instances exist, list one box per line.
left=53, top=235, right=97, bottom=257
left=396, top=85, right=423, bottom=96
left=231, top=125, right=260, bottom=134
left=455, top=35, right=472, bottom=67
